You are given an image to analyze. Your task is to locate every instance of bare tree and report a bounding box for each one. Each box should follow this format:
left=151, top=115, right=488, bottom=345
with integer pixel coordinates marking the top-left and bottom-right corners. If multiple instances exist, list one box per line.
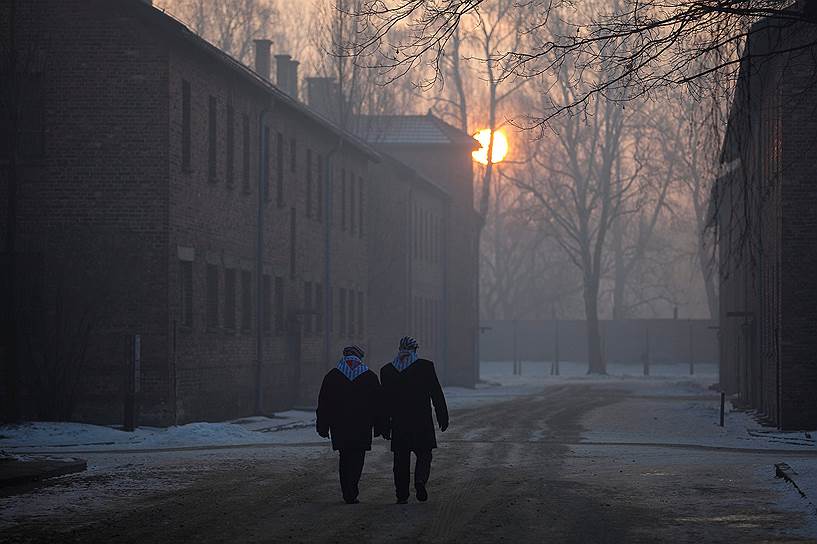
left=511, top=64, right=632, bottom=373
left=158, top=0, right=281, bottom=65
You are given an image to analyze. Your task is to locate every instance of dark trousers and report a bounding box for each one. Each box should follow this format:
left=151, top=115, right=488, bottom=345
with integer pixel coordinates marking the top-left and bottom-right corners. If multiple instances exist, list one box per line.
left=393, top=449, right=432, bottom=500
left=338, top=449, right=366, bottom=502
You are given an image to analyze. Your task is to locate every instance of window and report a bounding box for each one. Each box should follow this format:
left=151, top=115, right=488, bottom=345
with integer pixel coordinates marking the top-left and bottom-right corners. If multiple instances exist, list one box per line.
left=181, top=80, right=191, bottom=170
left=262, top=274, right=272, bottom=334
left=290, top=208, right=297, bottom=280
left=208, top=95, right=217, bottom=181
left=276, top=131, right=284, bottom=206
left=180, top=260, right=193, bottom=328
left=15, top=73, right=45, bottom=160
left=341, top=169, right=347, bottom=231
left=349, top=290, right=356, bottom=338
left=315, top=283, right=324, bottom=334
left=316, top=155, right=324, bottom=222
left=338, top=288, right=347, bottom=335
left=290, top=137, right=297, bottom=173
left=206, top=264, right=219, bottom=329
left=275, top=276, right=285, bottom=334
left=242, top=114, right=250, bottom=193
left=306, top=148, right=313, bottom=218
left=358, top=177, right=365, bottom=238
left=358, top=291, right=365, bottom=339
left=304, top=281, right=313, bottom=335
left=226, top=105, right=234, bottom=188
left=224, top=268, right=236, bottom=330
left=241, top=270, right=252, bottom=332
left=264, top=126, right=271, bottom=201
left=350, top=175, right=356, bottom=235
left=328, top=286, right=334, bottom=332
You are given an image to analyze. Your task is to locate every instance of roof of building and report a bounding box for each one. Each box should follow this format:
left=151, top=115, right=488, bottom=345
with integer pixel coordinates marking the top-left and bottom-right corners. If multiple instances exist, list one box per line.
left=354, top=112, right=479, bottom=148
left=132, top=1, right=380, bottom=161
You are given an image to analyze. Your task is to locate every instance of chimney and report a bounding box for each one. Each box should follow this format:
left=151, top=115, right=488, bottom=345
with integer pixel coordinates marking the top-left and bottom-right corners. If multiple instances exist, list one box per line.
left=307, top=77, right=337, bottom=119
left=289, top=60, right=300, bottom=100
left=254, top=39, right=272, bottom=81
left=276, top=54, right=292, bottom=95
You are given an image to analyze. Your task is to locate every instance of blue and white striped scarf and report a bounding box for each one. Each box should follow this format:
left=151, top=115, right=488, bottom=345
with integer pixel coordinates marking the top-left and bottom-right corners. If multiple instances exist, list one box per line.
left=337, top=355, right=369, bottom=381
left=392, top=350, right=418, bottom=372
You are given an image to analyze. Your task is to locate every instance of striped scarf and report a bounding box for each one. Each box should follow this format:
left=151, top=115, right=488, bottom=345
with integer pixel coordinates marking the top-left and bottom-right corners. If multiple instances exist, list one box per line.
left=337, top=355, right=369, bottom=381
left=392, top=350, right=418, bottom=372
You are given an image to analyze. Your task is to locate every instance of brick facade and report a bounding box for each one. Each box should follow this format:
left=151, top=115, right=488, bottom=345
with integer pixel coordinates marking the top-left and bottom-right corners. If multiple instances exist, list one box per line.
left=717, top=9, right=817, bottom=429
left=3, top=0, right=481, bottom=425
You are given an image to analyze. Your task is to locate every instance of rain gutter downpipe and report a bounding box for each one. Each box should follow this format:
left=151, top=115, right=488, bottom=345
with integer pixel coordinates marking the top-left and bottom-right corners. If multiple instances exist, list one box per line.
left=324, top=137, right=344, bottom=367
left=256, top=103, right=275, bottom=414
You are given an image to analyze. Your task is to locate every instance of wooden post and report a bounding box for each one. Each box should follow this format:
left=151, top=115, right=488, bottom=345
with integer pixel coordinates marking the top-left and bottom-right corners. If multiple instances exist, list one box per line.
left=643, top=324, right=650, bottom=376
left=720, top=391, right=725, bottom=427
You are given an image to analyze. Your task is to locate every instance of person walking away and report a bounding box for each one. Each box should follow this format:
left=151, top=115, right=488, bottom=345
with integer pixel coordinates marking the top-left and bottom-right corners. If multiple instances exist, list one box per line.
left=316, top=345, right=383, bottom=504
left=380, top=336, right=449, bottom=504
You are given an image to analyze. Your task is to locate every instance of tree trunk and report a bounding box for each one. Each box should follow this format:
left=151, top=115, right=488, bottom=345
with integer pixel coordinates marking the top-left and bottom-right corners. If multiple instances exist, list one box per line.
left=584, top=279, right=606, bottom=374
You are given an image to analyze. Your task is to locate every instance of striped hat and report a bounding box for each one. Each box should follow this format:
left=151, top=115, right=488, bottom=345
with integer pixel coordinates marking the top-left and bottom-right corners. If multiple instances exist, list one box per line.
left=343, top=344, right=365, bottom=359
left=399, top=336, right=419, bottom=351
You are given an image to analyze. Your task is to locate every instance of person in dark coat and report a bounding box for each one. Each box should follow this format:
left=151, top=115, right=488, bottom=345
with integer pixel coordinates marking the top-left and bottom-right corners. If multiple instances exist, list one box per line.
left=380, top=336, right=449, bottom=504
left=316, top=345, right=383, bottom=504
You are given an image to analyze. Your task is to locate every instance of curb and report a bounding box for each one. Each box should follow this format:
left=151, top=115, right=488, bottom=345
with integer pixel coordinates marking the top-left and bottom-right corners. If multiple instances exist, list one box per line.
left=0, top=457, right=87, bottom=488
left=775, top=462, right=817, bottom=516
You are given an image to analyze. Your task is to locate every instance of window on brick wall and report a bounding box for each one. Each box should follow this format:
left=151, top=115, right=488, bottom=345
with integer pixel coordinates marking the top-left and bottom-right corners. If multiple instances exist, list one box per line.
left=358, top=177, right=365, bottom=238
left=349, top=290, right=356, bottom=338
left=208, top=95, right=217, bottom=181
left=275, top=276, right=285, bottom=334
left=276, top=131, right=284, bottom=206
left=290, top=137, right=297, bottom=173
left=241, top=270, right=252, bottom=332
left=350, top=174, right=356, bottom=235
left=358, top=291, right=365, bottom=340
left=226, top=104, right=234, bottom=188
left=206, top=264, right=219, bottom=329
left=338, top=288, right=347, bottom=336
left=306, top=148, right=313, bottom=218
left=264, top=126, right=271, bottom=201
left=316, top=155, right=324, bottom=223
left=180, top=260, right=193, bottom=328
left=304, top=280, right=313, bottom=335
left=341, top=169, right=347, bottom=231
left=262, top=274, right=272, bottom=334
left=181, top=80, right=191, bottom=171
left=315, top=282, right=324, bottom=334
left=242, top=114, right=250, bottom=193
left=224, top=268, right=236, bottom=330
left=289, top=208, right=297, bottom=280
left=16, top=73, right=45, bottom=161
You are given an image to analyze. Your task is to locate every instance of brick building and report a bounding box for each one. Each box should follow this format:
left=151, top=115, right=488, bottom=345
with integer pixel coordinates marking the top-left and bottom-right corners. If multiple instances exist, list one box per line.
left=716, top=5, right=817, bottom=429
left=354, top=115, right=480, bottom=387
left=2, top=0, right=378, bottom=424
left=1, top=0, right=481, bottom=424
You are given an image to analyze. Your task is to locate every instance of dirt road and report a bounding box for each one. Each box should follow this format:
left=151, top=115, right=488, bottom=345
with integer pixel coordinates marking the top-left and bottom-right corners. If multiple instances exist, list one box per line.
left=2, top=384, right=812, bottom=543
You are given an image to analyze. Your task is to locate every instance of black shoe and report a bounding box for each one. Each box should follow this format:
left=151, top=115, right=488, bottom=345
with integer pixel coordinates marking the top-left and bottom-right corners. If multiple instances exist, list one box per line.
left=396, top=497, right=408, bottom=504
left=415, top=484, right=428, bottom=502
left=344, top=498, right=360, bottom=504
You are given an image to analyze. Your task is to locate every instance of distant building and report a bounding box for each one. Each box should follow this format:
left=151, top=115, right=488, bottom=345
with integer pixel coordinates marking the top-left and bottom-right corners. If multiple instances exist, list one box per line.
left=1, top=0, right=481, bottom=424
left=716, top=4, right=817, bottom=429
left=353, top=115, right=481, bottom=386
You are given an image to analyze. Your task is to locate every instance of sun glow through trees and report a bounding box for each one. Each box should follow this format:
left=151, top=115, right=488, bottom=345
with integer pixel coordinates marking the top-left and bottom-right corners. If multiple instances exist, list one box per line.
left=472, top=129, right=509, bottom=165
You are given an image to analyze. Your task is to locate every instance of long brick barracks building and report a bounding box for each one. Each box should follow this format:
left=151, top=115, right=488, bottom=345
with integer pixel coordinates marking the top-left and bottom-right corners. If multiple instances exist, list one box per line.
left=716, top=3, right=817, bottom=430
left=0, top=0, right=480, bottom=424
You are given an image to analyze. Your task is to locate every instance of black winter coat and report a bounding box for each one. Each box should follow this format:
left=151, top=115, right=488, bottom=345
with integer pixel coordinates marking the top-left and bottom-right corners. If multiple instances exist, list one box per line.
left=380, top=359, right=449, bottom=452
left=316, top=368, right=383, bottom=451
